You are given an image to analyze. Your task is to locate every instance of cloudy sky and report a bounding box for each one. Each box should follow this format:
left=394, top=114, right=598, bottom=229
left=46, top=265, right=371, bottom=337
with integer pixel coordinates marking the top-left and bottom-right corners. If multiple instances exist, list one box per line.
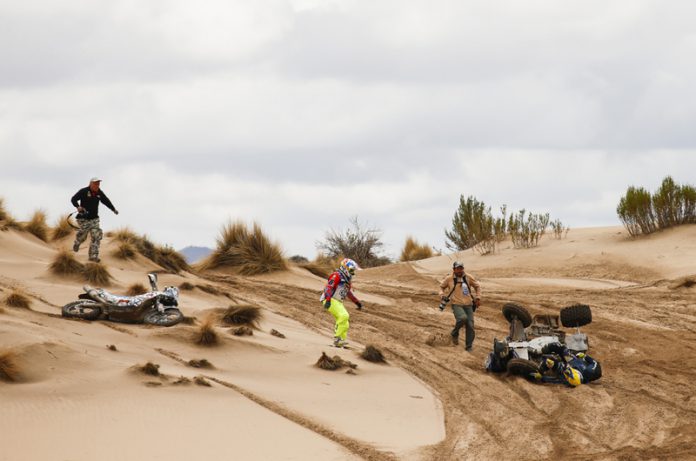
left=2, top=0, right=695, bottom=259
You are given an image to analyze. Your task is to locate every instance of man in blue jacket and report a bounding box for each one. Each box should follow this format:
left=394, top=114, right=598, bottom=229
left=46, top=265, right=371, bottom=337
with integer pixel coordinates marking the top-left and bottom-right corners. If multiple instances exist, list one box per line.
left=71, top=177, right=119, bottom=263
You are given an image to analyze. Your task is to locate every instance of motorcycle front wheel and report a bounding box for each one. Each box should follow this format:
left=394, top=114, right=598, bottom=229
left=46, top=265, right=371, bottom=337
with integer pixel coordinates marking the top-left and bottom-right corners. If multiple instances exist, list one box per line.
left=143, top=308, right=184, bottom=327
left=62, top=300, right=102, bottom=320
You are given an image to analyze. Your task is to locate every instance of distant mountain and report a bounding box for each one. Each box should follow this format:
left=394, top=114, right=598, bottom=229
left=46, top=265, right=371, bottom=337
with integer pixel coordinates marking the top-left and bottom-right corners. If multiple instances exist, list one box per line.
left=178, top=246, right=213, bottom=264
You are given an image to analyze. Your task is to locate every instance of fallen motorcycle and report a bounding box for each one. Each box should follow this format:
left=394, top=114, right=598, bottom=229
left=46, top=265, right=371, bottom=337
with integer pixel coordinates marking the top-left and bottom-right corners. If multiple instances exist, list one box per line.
left=61, top=273, right=183, bottom=327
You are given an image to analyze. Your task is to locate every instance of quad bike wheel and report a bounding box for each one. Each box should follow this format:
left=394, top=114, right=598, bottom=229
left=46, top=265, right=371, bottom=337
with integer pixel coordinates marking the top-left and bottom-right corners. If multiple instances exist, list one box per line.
left=507, top=358, right=540, bottom=376
left=62, top=300, right=102, bottom=320
left=502, top=303, right=532, bottom=328
left=143, top=308, right=184, bottom=327
left=560, top=304, right=592, bottom=328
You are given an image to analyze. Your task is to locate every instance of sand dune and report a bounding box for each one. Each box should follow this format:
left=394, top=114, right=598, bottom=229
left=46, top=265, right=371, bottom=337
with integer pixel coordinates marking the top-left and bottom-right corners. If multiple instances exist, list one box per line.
left=2, top=224, right=696, bottom=460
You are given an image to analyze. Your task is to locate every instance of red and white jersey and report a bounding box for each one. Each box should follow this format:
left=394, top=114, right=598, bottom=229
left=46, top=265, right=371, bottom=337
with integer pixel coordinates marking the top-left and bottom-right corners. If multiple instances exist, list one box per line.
left=320, top=271, right=359, bottom=304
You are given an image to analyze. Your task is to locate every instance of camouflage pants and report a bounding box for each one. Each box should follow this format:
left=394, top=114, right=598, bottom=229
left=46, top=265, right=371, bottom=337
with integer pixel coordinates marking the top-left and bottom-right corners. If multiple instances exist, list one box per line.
left=73, top=218, right=103, bottom=260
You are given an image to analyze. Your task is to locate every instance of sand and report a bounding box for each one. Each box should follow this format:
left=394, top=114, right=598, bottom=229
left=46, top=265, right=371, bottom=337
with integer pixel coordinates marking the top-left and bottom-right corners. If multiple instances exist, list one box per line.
left=1, top=224, right=696, bottom=460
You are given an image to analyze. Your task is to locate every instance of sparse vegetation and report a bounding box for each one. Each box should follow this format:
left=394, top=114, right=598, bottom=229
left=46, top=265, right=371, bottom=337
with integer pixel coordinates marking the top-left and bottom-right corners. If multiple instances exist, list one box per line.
left=221, top=305, right=262, bottom=328
left=231, top=326, right=254, bottom=336
left=316, top=216, right=390, bottom=268
left=50, top=249, right=85, bottom=276
left=0, top=198, right=20, bottom=231
left=445, top=196, right=503, bottom=255
left=288, top=255, right=309, bottom=263
left=24, top=209, right=50, bottom=242
left=4, top=290, right=31, bottom=309
left=360, top=345, right=387, bottom=363
left=300, top=254, right=339, bottom=279
left=315, top=352, right=358, bottom=371
left=106, top=344, right=118, bottom=351
left=0, top=350, right=20, bottom=382
left=51, top=214, right=74, bottom=241
left=507, top=209, right=550, bottom=248
left=179, top=282, right=195, bottom=291
left=112, top=241, right=137, bottom=260
left=109, top=227, right=189, bottom=272
left=194, top=317, right=219, bottom=346
left=617, top=176, right=696, bottom=236
left=196, top=284, right=222, bottom=295
left=550, top=219, right=570, bottom=239
left=270, top=329, right=286, bottom=338
left=194, top=376, right=212, bottom=387
left=83, top=262, right=113, bottom=285
left=139, top=362, right=160, bottom=376
left=198, top=221, right=287, bottom=275
left=400, top=236, right=434, bottom=261
left=126, top=283, right=147, bottom=296
left=173, top=376, right=191, bottom=385
left=188, top=359, right=213, bottom=369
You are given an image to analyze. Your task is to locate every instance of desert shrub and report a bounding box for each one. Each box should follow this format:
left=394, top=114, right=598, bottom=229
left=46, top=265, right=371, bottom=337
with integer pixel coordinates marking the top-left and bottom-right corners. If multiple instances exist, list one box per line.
left=0, top=198, right=20, bottom=231
left=112, top=242, right=137, bottom=260
left=617, top=176, right=696, bottom=236
left=179, top=282, right=195, bottom=291
left=194, top=376, right=212, bottom=387
left=110, top=227, right=139, bottom=244
left=221, top=305, right=262, bottom=328
left=139, top=362, right=160, bottom=376
left=50, top=249, right=85, bottom=276
left=188, top=359, right=213, bottom=369
left=195, top=284, right=222, bottom=295
left=315, top=352, right=358, bottom=371
left=231, top=326, right=254, bottom=336
left=107, top=344, right=118, bottom=351
left=300, top=254, right=340, bottom=279
left=270, top=329, right=286, bottom=338
left=109, top=228, right=189, bottom=272
left=445, top=196, right=500, bottom=255
left=194, top=317, right=219, bottom=346
left=24, top=209, right=49, bottom=242
left=288, top=255, right=309, bottom=263
left=400, top=236, right=434, bottom=262
left=51, top=214, right=74, bottom=241
left=126, top=283, right=147, bottom=296
left=0, top=350, right=20, bottom=382
left=550, top=219, right=570, bottom=239
left=507, top=209, right=550, bottom=249
left=361, top=345, right=387, bottom=363
left=316, top=216, right=389, bottom=267
left=4, top=290, right=31, bottom=309
left=83, top=262, right=113, bottom=285
left=198, top=221, right=287, bottom=275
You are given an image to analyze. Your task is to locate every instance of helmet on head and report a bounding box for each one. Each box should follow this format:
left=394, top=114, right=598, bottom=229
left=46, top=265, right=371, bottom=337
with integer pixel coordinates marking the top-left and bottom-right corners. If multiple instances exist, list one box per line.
left=453, top=261, right=464, bottom=270
left=563, top=367, right=582, bottom=387
left=338, top=258, right=360, bottom=279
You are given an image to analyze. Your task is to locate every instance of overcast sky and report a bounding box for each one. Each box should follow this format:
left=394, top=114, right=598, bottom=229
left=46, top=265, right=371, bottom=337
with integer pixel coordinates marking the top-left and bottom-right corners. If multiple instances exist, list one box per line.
left=2, top=0, right=695, bottom=259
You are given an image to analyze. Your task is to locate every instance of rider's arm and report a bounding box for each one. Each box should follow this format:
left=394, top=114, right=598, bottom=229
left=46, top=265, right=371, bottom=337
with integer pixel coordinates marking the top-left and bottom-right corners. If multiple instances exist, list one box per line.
left=323, top=273, right=340, bottom=301
left=346, top=288, right=360, bottom=305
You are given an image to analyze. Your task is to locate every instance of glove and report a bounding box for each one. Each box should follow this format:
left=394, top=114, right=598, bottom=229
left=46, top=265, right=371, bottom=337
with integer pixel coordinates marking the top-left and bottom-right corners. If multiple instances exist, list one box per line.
left=576, top=352, right=586, bottom=359
left=323, top=299, right=331, bottom=309
left=474, top=298, right=481, bottom=308
left=114, top=209, right=119, bottom=215
left=531, top=372, right=542, bottom=381
left=545, top=358, right=555, bottom=368
left=356, top=302, right=363, bottom=310
left=441, top=296, right=450, bottom=303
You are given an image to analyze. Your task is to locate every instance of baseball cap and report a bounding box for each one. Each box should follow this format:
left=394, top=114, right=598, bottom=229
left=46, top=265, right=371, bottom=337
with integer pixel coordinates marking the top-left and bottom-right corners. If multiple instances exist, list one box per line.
left=90, top=177, right=102, bottom=183
left=452, top=261, right=464, bottom=269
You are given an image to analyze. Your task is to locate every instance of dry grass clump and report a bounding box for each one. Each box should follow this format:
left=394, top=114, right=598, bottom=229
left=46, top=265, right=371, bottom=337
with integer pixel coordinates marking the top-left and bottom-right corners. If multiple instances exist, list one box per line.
left=112, top=241, right=137, bottom=260
left=109, top=227, right=189, bottom=273
left=51, top=214, right=74, bottom=241
left=188, top=359, right=214, bottom=369
left=49, top=249, right=85, bottom=276
left=4, top=290, right=31, bottom=309
left=670, top=276, right=696, bottom=289
left=194, top=317, right=219, bottom=346
left=83, top=262, right=113, bottom=285
left=270, top=329, right=286, bottom=338
left=360, top=345, right=387, bottom=363
left=231, top=326, right=254, bottom=336
left=106, top=344, right=118, bottom=351
left=221, top=305, right=262, bottom=328
left=173, top=376, right=192, bottom=385
left=126, top=283, right=147, bottom=296
left=196, top=284, right=222, bottom=295
left=194, top=376, right=212, bottom=387
left=0, top=350, right=20, bottom=382
left=197, top=221, right=287, bottom=275
left=315, top=352, right=358, bottom=371
left=400, top=236, right=434, bottom=262
left=425, top=333, right=452, bottom=347
left=139, top=362, right=160, bottom=376
left=24, top=209, right=50, bottom=242
left=181, top=316, right=198, bottom=325
left=0, top=198, right=21, bottom=231
left=179, top=282, right=196, bottom=291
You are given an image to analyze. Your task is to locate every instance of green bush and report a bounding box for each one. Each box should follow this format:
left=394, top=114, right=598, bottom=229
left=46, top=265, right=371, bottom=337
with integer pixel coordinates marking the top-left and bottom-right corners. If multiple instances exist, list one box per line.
left=550, top=219, right=570, bottom=239
left=507, top=209, right=550, bottom=249
left=617, top=176, right=696, bottom=236
left=444, top=196, right=498, bottom=254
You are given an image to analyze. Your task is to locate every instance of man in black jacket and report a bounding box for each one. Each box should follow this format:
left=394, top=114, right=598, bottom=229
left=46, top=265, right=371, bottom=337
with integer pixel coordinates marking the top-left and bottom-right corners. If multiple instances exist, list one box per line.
left=71, top=177, right=119, bottom=262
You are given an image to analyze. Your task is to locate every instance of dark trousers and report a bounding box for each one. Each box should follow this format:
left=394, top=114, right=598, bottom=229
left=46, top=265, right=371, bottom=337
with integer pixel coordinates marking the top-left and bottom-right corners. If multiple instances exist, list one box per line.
left=451, top=304, right=475, bottom=348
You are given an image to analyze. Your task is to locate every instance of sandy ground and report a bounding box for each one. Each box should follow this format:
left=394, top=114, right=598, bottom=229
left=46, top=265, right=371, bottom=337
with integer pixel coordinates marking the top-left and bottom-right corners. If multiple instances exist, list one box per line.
left=2, top=224, right=696, bottom=460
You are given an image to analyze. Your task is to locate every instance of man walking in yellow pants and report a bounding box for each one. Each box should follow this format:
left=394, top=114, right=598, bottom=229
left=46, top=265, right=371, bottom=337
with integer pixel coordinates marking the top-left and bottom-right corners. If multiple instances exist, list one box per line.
left=320, top=258, right=363, bottom=348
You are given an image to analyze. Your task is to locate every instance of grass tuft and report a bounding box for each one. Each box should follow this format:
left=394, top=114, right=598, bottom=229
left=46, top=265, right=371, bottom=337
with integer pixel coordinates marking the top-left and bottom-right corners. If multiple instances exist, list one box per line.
left=83, top=262, right=113, bottom=285
left=188, top=359, right=214, bottom=369
left=194, top=376, right=212, bottom=387
left=400, top=236, right=434, bottom=262
left=4, top=290, right=31, bottom=309
left=51, top=214, right=74, bottom=241
left=179, top=282, right=195, bottom=291
left=231, top=326, right=253, bottom=336
left=194, top=317, right=219, bottom=347
left=112, top=242, right=137, bottom=260
left=50, top=249, right=84, bottom=276
left=109, top=227, right=189, bottom=273
left=315, top=352, right=358, bottom=371
left=126, top=283, right=147, bottom=296
left=197, top=221, right=286, bottom=275
left=139, top=362, right=160, bottom=376
left=270, top=329, right=286, bottom=338
left=360, top=345, right=387, bottom=363
left=221, top=305, right=262, bottom=328
left=0, top=198, right=21, bottom=232
left=24, top=209, right=50, bottom=242
left=0, top=350, right=20, bottom=382
left=106, top=344, right=118, bottom=351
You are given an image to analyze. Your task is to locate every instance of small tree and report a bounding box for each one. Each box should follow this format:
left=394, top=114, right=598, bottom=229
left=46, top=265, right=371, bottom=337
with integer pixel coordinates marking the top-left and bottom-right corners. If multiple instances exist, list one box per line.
left=550, top=219, right=570, bottom=239
left=617, top=186, right=656, bottom=236
left=508, top=209, right=550, bottom=248
left=316, top=217, right=388, bottom=267
left=444, top=196, right=497, bottom=254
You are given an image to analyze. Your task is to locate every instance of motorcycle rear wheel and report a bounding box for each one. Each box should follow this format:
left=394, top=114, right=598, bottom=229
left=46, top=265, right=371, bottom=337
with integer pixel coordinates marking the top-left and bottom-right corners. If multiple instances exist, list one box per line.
left=62, top=300, right=102, bottom=320
left=143, top=308, right=183, bottom=327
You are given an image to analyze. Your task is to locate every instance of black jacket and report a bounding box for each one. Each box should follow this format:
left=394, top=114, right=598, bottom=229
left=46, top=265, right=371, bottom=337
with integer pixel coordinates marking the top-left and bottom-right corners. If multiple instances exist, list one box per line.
left=71, top=187, right=116, bottom=219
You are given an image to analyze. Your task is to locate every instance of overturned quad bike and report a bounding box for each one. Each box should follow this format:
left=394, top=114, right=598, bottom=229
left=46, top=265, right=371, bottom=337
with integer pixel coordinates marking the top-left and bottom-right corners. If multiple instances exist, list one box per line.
left=485, top=302, right=594, bottom=376
left=62, top=273, right=183, bottom=327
